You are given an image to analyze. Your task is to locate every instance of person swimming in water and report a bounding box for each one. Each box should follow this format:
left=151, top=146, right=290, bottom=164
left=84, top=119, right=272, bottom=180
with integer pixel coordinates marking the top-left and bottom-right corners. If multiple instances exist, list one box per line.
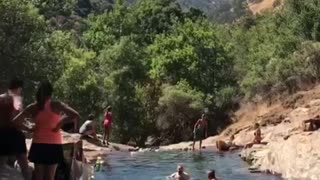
left=245, top=123, right=263, bottom=148
left=103, top=106, right=112, bottom=145
left=79, top=114, right=98, bottom=139
left=0, top=78, right=30, bottom=180
left=192, top=114, right=208, bottom=151
left=13, top=81, right=80, bottom=180
left=170, top=165, right=190, bottom=180
left=207, top=170, right=217, bottom=180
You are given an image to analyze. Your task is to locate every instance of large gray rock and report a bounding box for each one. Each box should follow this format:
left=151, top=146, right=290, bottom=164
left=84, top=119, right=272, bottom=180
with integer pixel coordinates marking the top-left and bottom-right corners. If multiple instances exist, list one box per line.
left=240, top=102, right=320, bottom=179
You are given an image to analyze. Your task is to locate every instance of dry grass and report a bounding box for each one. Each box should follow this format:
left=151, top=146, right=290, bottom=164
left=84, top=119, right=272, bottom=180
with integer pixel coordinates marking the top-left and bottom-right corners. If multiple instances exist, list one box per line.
left=222, top=84, right=320, bottom=136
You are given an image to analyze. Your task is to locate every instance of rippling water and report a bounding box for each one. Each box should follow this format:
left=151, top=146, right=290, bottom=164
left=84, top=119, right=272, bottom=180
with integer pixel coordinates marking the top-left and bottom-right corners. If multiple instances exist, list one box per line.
left=94, top=150, right=281, bottom=180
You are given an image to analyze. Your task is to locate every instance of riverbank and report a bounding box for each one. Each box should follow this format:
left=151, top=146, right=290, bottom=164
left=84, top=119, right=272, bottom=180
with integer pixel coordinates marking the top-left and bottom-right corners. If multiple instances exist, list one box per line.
left=161, top=85, right=320, bottom=179
left=26, top=132, right=136, bottom=163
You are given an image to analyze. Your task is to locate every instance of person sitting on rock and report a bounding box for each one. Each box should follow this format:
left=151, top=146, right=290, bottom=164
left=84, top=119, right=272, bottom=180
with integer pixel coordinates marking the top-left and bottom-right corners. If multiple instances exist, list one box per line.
left=207, top=170, right=217, bottom=180
left=170, top=165, right=190, bottom=180
left=79, top=114, right=98, bottom=139
left=216, top=135, right=242, bottom=151
left=302, top=115, right=320, bottom=131
left=245, top=123, right=263, bottom=148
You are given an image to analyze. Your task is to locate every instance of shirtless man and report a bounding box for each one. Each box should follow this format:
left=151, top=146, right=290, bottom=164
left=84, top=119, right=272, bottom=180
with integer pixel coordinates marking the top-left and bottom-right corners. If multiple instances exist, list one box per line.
left=192, top=114, right=208, bottom=151
left=208, top=170, right=217, bottom=180
left=0, top=78, right=30, bottom=180
left=170, top=165, right=190, bottom=180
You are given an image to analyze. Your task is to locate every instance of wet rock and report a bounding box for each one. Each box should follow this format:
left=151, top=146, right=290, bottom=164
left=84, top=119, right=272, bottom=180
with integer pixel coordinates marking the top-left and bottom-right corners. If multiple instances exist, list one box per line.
left=128, top=147, right=139, bottom=152
left=145, top=136, right=161, bottom=147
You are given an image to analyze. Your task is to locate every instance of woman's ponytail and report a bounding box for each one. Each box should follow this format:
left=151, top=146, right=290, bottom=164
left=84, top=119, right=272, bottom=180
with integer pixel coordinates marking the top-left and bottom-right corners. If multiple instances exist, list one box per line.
left=36, top=81, right=53, bottom=110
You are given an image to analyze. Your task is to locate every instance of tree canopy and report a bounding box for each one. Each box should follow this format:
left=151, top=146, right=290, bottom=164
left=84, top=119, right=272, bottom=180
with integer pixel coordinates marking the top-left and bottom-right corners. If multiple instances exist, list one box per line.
left=2, top=0, right=320, bottom=146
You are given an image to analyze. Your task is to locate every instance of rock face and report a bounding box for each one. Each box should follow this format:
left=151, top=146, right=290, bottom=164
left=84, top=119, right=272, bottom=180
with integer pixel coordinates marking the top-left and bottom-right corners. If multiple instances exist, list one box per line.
left=239, top=99, right=320, bottom=179
left=160, top=136, right=219, bottom=151
left=160, top=95, right=320, bottom=179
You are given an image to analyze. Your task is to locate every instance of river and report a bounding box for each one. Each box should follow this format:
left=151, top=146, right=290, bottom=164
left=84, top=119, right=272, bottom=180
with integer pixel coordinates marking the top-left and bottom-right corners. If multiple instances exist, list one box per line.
left=94, top=150, right=281, bottom=180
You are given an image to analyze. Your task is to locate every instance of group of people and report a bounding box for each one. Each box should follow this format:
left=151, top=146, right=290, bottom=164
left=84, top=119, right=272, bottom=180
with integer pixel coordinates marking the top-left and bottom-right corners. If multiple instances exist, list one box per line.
left=0, top=78, right=268, bottom=180
left=191, top=114, right=264, bottom=152
left=0, top=78, right=115, bottom=180
left=0, top=79, right=81, bottom=180
left=170, top=165, right=217, bottom=180
left=78, top=106, right=113, bottom=146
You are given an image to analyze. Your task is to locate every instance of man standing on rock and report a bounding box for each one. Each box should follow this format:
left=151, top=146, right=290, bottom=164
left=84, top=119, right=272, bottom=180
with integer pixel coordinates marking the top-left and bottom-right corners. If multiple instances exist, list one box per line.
left=0, top=78, right=30, bottom=180
left=192, top=114, right=208, bottom=151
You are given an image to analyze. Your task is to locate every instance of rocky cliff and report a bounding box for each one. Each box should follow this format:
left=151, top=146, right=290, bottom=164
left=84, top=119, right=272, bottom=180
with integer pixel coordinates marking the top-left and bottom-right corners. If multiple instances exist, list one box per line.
left=161, top=85, right=320, bottom=179
left=239, top=99, right=320, bottom=179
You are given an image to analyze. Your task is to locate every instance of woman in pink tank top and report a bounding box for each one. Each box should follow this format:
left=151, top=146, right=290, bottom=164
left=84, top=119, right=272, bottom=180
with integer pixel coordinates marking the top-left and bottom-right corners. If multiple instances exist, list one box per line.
left=103, top=106, right=112, bottom=145
left=13, top=81, right=80, bottom=180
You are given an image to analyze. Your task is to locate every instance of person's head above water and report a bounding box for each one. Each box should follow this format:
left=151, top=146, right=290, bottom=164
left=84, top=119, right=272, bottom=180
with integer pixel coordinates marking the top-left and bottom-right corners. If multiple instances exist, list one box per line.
left=208, top=170, right=216, bottom=179
left=177, top=165, right=184, bottom=174
left=8, top=77, right=24, bottom=95
left=36, top=81, right=53, bottom=110
left=88, top=114, right=95, bottom=120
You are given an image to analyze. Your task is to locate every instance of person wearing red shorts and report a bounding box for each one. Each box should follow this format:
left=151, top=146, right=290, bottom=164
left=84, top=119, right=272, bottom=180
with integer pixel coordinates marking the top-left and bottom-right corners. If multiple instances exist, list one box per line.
left=103, top=106, right=112, bottom=145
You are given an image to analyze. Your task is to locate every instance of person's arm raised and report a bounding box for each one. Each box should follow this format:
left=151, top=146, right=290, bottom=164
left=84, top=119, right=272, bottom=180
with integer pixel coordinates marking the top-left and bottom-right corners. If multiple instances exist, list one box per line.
left=52, top=101, right=80, bottom=132
left=12, top=103, right=37, bottom=130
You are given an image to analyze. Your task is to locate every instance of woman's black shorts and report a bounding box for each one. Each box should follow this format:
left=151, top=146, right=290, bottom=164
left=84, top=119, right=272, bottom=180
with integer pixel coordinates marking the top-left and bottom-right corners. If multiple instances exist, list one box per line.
left=29, top=143, right=64, bottom=165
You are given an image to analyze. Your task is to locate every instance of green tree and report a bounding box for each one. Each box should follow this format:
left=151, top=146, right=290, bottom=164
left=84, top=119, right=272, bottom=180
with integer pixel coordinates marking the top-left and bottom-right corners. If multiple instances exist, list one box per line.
left=149, top=19, right=236, bottom=136
left=97, top=37, right=148, bottom=145
left=30, top=0, right=77, bottom=19
left=85, top=0, right=134, bottom=51
left=157, top=81, right=205, bottom=143
left=149, top=19, right=235, bottom=95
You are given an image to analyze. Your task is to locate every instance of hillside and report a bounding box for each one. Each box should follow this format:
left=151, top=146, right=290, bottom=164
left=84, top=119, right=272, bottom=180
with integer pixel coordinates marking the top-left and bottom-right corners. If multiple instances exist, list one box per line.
left=248, top=0, right=282, bottom=14
left=161, top=84, right=320, bottom=179
left=78, top=0, right=248, bottom=23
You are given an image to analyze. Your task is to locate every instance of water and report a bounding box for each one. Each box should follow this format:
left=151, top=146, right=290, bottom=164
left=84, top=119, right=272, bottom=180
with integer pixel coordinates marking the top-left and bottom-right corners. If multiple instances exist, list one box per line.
left=94, top=150, right=281, bottom=180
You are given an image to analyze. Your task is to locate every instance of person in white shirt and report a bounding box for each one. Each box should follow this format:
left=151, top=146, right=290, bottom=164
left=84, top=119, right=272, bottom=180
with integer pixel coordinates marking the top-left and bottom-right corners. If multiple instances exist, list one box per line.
left=79, top=114, right=97, bottom=139
left=170, top=165, right=190, bottom=180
